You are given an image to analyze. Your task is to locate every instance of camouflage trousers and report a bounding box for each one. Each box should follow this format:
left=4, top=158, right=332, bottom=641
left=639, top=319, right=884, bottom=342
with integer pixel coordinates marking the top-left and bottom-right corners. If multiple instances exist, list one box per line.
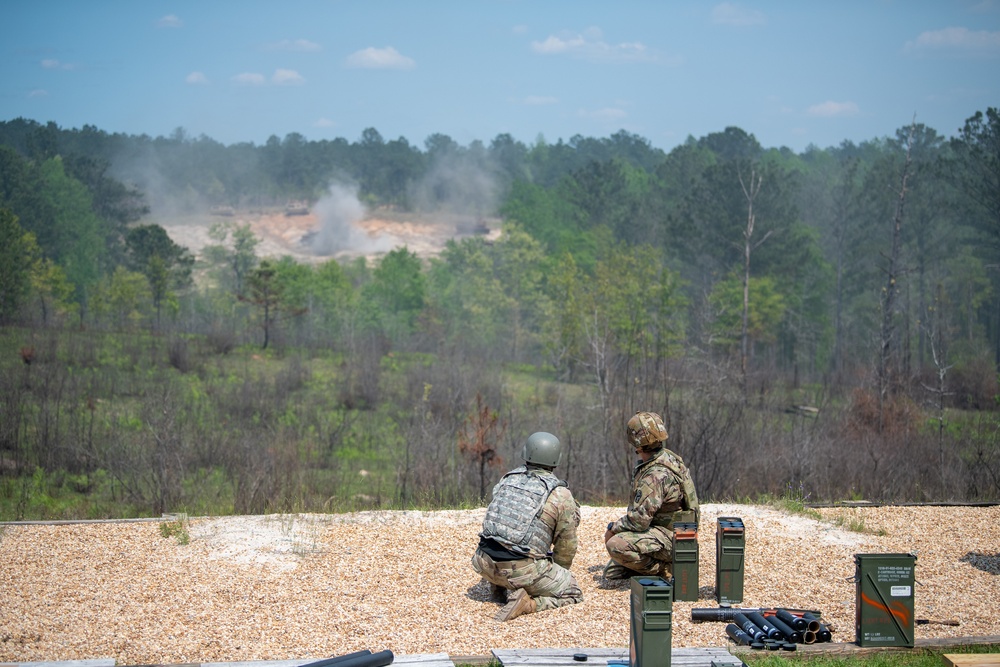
left=471, top=549, right=583, bottom=612
left=605, top=525, right=674, bottom=577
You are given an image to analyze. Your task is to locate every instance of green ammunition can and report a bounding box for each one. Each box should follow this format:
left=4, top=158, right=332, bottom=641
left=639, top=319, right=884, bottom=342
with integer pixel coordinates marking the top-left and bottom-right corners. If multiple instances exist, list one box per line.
left=630, top=576, right=673, bottom=667
left=672, top=522, right=699, bottom=601
left=854, top=552, right=917, bottom=647
left=715, top=517, right=745, bottom=605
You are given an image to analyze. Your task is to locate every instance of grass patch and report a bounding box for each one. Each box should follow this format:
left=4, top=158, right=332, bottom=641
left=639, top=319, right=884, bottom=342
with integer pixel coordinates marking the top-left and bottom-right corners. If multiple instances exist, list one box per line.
left=828, top=512, right=888, bottom=536
left=159, top=513, right=190, bottom=545
left=743, top=645, right=999, bottom=667
left=762, top=482, right=822, bottom=521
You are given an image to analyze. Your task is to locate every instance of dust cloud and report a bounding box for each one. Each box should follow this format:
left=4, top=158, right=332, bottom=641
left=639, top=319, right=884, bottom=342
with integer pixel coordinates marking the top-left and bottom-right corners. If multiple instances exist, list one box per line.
left=409, top=149, right=500, bottom=230
left=309, top=182, right=394, bottom=256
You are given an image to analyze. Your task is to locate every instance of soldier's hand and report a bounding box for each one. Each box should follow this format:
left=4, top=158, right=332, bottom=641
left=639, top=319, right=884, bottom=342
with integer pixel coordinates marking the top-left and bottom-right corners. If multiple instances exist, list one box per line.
left=604, top=528, right=613, bottom=544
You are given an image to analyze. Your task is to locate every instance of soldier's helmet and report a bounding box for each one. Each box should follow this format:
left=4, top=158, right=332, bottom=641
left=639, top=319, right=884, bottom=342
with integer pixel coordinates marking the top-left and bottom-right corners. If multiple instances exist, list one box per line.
left=627, top=411, right=668, bottom=450
left=521, top=431, right=562, bottom=468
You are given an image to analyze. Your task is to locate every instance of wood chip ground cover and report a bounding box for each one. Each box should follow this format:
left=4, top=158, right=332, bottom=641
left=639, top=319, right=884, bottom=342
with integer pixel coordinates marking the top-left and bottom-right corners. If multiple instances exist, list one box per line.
left=1, top=504, right=998, bottom=665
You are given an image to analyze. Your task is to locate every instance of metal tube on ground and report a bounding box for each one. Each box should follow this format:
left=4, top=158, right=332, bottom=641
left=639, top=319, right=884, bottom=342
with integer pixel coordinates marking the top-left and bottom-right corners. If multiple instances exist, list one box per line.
left=775, top=608, right=808, bottom=631
left=747, top=612, right=782, bottom=640
left=801, top=612, right=822, bottom=633
left=302, top=650, right=394, bottom=667
left=733, top=612, right=766, bottom=642
left=764, top=613, right=802, bottom=643
left=725, top=623, right=754, bottom=646
left=691, top=608, right=744, bottom=622
left=300, top=651, right=375, bottom=667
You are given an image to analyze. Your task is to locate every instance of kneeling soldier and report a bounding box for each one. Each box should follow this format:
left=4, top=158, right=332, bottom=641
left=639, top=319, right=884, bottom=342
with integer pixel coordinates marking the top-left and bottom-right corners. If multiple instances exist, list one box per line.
left=472, top=431, right=583, bottom=621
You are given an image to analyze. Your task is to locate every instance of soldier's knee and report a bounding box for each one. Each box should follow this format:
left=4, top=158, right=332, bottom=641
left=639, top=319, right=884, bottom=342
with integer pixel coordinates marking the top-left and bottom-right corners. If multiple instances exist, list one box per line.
left=605, top=534, right=635, bottom=559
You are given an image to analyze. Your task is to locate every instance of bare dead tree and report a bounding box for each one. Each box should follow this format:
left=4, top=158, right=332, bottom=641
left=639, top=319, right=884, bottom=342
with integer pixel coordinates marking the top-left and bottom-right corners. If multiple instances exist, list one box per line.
left=739, top=166, right=771, bottom=400
left=921, top=321, right=954, bottom=494
left=878, top=120, right=916, bottom=431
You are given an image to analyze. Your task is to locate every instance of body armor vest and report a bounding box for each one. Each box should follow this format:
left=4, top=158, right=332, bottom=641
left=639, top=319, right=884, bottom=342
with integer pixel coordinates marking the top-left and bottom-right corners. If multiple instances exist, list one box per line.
left=649, top=449, right=700, bottom=528
left=481, top=466, right=566, bottom=559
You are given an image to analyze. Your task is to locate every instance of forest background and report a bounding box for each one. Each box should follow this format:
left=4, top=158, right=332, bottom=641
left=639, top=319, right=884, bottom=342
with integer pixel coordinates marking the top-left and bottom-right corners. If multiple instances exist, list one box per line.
left=1, top=110, right=999, bottom=521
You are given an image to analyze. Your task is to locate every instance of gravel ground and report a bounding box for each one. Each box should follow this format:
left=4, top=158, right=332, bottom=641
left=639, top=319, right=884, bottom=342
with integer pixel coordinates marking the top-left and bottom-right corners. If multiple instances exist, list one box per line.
left=1, top=504, right=998, bottom=665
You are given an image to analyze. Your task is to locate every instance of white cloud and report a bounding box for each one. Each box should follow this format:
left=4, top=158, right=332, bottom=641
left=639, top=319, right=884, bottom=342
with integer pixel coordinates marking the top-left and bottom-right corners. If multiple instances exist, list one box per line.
left=905, top=27, right=1000, bottom=55
left=41, top=59, right=76, bottom=70
left=523, top=95, right=558, bottom=106
left=345, top=46, right=415, bottom=70
left=712, top=2, right=766, bottom=26
left=272, top=68, right=305, bottom=85
left=28, top=89, right=48, bottom=98
left=186, top=71, right=209, bottom=85
left=268, top=39, right=322, bottom=52
left=531, top=27, right=656, bottom=63
left=314, top=118, right=335, bottom=128
left=232, top=72, right=266, bottom=85
left=807, top=101, right=860, bottom=117
left=512, top=24, right=529, bottom=35
left=579, top=107, right=628, bottom=121
left=532, top=33, right=588, bottom=54
left=157, top=14, right=182, bottom=28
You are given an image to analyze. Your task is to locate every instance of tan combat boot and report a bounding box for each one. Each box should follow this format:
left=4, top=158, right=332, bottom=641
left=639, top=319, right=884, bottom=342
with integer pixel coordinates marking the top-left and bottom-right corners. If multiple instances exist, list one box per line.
left=602, top=559, right=633, bottom=580
left=495, top=588, right=535, bottom=621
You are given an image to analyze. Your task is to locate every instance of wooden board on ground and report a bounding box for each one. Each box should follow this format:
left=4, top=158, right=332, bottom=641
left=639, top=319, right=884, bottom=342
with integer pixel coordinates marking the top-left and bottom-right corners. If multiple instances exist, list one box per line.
left=943, top=654, right=1000, bottom=667
left=204, top=657, right=453, bottom=667
left=2, top=655, right=455, bottom=667
left=206, top=656, right=453, bottom=667
left=492, top=647, right=742, bottom=667
left=0, top=662, right=117, bottom=667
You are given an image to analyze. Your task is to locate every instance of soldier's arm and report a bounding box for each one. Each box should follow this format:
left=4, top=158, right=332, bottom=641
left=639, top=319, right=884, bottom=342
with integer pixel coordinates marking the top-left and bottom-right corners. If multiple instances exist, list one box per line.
left=610, top=471, right=665, bottom=534
left=545, top=487, right=580, bottom=568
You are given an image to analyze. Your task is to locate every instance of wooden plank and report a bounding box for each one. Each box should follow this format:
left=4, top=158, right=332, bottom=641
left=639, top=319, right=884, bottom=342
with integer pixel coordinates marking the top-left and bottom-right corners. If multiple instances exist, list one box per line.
left=943, top=655, right=1000, bottom=667
left=0, top=653, right=455, bottom=667
left=492, top=647, right=740, bottom=667
left=199, top=656, right=452, bottom=667
left=0, top=662, right=117, bottom=667
left=204, top=660, right=315, bottom=667
left=395, top=654, right=454, bottom=667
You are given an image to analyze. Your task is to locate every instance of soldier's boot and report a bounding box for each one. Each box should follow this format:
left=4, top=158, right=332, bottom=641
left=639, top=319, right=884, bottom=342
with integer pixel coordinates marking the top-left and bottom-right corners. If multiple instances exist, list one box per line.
left=495, top=588, right=535, bottom=622
left=489, top=583, right=508, bottom=604
left=603, top=559, right=634, bottom=580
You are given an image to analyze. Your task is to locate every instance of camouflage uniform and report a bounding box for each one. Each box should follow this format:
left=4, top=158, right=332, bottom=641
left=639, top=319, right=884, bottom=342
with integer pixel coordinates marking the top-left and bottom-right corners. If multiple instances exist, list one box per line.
left=605, top=447, right=699, bottom=577
left=472, top=466, right=583, bottom=613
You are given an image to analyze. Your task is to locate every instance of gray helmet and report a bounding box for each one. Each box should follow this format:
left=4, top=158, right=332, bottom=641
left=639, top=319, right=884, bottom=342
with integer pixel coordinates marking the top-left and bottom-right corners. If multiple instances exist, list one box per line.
left=521, top=431, right=562, bottom=468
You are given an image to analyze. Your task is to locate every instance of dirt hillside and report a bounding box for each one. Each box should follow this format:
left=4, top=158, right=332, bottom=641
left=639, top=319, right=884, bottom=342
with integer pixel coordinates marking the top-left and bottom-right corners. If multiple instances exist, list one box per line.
left=154, top=208, right=500, bottom=266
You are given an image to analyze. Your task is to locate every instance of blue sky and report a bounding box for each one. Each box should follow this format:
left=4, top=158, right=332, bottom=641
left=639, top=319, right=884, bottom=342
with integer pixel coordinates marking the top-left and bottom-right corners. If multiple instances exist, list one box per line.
left=3, top=1, right=999, bottom=154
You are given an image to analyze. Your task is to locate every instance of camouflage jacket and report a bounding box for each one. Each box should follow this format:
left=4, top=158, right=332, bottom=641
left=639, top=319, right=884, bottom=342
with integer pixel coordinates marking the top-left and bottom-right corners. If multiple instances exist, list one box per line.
left=542, top=485, right=581, bottom=569
left=608, top=447, right=699, bottom=535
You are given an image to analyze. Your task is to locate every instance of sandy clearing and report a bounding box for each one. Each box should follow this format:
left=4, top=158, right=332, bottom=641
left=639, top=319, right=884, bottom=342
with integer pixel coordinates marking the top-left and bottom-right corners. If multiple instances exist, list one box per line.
left=1, top=504, right=997, bottom=665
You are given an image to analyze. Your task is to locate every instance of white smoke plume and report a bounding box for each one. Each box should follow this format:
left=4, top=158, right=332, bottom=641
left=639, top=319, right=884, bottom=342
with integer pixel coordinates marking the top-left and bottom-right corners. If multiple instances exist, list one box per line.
left=310, top=182, right=393, bottom=255
left=409, top=150, right=500, bottom=225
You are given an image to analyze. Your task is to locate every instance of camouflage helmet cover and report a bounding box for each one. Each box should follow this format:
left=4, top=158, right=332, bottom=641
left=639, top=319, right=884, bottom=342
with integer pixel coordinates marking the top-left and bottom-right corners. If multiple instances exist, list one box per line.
left=521, top=431, right=562, bottom=468
left=627, top=411, right=668, bottom=450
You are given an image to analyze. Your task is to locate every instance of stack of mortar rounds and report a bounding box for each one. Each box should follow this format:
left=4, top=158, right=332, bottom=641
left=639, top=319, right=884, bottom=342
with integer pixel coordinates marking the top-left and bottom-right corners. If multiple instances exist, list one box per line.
left=692, top=607, right=832, bottom=651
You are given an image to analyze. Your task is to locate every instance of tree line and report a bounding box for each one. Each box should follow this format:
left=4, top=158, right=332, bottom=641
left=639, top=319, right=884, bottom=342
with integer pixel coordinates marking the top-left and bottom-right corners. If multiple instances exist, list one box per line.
left=0, top=110, right=998, bottom=519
